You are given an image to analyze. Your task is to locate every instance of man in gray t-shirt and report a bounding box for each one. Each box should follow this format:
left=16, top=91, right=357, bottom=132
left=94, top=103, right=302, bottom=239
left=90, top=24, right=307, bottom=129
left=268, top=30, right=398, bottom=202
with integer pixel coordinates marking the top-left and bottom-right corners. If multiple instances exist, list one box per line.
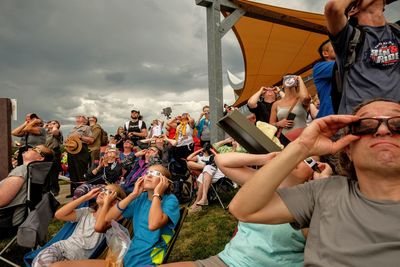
left=325, top=0, right=399, bottom=114
left=229, top=99, right=400, bottom=266
left=0, top=145, right=53, bottom=234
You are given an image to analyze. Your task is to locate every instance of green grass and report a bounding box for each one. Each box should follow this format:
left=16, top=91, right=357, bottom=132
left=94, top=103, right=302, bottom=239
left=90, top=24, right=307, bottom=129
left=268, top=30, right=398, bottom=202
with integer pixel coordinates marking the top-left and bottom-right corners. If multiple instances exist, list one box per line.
left=0, top=191, right=238, bottom=265
left=167, top=204, right=237, bottom=263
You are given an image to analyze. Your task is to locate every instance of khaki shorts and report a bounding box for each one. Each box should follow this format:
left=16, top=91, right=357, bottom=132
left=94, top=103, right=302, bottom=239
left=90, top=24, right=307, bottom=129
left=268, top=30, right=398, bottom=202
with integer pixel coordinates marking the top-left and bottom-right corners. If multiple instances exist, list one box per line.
left=194, top=255, right=228, bottom=267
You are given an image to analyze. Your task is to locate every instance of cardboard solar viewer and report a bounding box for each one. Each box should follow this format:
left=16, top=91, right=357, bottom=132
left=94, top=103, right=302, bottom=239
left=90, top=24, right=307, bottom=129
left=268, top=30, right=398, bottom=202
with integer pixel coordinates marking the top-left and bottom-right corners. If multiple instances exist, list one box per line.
left=218, top=110, right=282, bottom=154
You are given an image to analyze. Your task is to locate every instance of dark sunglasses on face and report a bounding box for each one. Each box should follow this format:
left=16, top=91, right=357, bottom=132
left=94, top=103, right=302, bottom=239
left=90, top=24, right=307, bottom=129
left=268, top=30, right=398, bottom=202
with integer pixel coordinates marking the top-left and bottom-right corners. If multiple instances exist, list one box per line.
left=349, top=116, right=400, bottom=136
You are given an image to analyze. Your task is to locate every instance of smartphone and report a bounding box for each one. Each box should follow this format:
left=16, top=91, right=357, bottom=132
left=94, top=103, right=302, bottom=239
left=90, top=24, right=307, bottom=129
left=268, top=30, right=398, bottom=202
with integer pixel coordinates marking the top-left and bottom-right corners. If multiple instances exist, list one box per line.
left=287, top=112, right=296, bottom=121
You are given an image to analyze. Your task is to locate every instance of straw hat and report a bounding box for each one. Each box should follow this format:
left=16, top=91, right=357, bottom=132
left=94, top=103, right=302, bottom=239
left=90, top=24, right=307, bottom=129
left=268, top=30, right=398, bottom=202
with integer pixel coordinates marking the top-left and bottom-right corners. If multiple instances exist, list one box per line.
left=64, top=135, right=82, bottom=154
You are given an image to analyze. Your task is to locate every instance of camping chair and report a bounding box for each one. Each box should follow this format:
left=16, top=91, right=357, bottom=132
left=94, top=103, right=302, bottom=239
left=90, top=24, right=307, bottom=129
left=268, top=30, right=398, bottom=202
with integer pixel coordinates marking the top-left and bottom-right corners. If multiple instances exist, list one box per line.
left=0, top=161, right=53, bottom=267
left=162, top=206, right=188, bottom=264
left=24, top=203, right=133, bottom=266
left=168, top=159, right=195, bottom=204
left=209, top=177, right=236, bottom=210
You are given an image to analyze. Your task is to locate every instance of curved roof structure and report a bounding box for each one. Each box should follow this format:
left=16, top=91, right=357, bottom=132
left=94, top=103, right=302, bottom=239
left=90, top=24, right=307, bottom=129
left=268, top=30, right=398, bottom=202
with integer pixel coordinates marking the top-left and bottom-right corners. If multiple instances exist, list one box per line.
left=229, top=0, right=328, bottom=106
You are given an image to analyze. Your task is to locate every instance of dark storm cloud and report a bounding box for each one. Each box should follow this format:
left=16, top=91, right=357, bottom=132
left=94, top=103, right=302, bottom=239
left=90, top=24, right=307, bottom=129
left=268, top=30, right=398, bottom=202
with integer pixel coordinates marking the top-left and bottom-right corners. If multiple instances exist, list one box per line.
left=3, top=0, right=397, bottom=137
left=105, top=72, right=126, bottom=84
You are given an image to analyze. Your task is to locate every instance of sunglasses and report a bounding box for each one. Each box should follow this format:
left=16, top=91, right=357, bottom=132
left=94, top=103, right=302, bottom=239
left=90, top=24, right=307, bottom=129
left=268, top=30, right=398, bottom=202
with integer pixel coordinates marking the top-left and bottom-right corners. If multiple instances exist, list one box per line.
left=349, top=116, right=400, bottom=136
left=304, top=157, right=321, bottom=173
left=145, top=170, right=173, bottom=183
left=100, top=187, right=122, bottom=201
left=32, top=146, right=45, bottom=157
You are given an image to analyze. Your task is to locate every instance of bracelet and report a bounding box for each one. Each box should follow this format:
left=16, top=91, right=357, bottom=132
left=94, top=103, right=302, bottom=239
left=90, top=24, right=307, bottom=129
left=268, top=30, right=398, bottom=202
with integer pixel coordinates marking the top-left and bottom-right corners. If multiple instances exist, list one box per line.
left=116, top=201, right=126, bottom=212
left=152, top=193, right=162, bottom=201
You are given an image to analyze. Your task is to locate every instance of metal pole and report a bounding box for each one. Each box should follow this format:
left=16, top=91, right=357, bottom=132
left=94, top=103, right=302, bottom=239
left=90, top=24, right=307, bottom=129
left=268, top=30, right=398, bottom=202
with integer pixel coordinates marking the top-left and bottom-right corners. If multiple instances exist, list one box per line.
left=206, top=1, right=225, bottom=144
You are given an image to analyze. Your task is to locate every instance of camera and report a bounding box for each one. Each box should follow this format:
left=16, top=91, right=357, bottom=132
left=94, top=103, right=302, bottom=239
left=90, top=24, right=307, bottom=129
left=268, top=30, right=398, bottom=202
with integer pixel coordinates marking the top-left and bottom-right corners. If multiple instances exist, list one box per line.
left=304, top=157, right=321, bottom=173
left=283, top=75, right=298, bottom=88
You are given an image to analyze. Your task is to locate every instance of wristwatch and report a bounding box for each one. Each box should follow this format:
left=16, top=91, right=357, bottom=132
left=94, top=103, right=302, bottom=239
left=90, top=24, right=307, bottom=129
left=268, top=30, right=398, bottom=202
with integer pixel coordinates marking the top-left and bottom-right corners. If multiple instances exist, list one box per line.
left=152, top=193, right=162, bottom=201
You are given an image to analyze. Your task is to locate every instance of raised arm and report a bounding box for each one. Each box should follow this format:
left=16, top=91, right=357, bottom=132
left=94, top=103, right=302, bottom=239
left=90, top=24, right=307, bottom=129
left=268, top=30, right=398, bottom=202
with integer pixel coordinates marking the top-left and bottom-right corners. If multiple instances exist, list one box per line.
left=94, top=191, right=120, bottom=233
left=105, top=178, right=144, bottom=222
left=11, top=121, right=28, bottom=137
left=164, top=135, right=177, bottom=147
left=215, top=152, right=278, bottom=186
left=325, top=0, right=353, bottom=36
left=229, top=115, right=360, bottom=224
left=148, top=176, right=171, bottom=231
left=297, top=76, right=311, bottom=107
left=212, top=137, right=233, bottom=150
left=55, top=188, right=101, bottom=222
left=186, top=149, right=203, bottom=162
left=247, top=87, right=264, bottom=109
left=23, top=119, right=43, bottom=135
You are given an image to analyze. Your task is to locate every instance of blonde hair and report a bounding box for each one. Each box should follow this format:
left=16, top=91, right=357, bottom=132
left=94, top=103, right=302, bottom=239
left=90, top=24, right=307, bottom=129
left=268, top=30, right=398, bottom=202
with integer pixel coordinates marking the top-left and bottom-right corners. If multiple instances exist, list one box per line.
left=148, top=164, right=174, bottom=194
left=107, top=184, right=127, bottom=200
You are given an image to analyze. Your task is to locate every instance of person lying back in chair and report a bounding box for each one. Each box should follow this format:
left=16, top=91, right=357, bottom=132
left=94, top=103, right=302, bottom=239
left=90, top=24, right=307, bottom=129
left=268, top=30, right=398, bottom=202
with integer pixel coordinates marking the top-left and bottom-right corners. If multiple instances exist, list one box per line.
left=162, top=151, right=332, bottom=267
left=0, top=145, right=53, bottom=238
left=51, top=164, right=180, bottom=267
left=32, top=184, right=126, bottom=267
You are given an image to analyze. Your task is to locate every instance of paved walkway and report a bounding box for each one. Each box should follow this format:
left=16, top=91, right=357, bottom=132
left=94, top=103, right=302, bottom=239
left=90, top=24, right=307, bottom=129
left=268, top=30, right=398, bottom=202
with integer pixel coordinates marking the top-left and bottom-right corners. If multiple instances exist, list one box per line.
left=56, top=183, right=71, bottom=205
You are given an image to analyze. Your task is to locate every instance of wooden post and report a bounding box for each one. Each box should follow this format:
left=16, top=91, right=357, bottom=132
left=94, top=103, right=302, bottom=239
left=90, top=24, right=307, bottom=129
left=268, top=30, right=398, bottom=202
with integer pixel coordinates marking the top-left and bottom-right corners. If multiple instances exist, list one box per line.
left=0, top=98, right=12, bottom=180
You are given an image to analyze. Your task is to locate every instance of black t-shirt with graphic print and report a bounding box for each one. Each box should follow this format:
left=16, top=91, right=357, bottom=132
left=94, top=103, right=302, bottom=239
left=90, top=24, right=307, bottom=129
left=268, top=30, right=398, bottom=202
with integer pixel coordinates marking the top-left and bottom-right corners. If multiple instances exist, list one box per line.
left=331, top=22, right=400, bottom=114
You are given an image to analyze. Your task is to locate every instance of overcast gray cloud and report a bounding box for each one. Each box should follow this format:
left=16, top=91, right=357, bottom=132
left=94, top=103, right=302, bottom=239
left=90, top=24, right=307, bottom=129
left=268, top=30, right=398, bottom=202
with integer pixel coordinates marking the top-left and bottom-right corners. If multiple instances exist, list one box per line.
left=1, top=0, right=399, bottom=136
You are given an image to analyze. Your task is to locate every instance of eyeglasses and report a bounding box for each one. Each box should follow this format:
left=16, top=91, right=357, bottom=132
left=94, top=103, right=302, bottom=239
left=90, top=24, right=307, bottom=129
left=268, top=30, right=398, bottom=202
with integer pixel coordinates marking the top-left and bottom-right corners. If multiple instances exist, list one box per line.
left=145, top=170, right=173, bottom=183
left=146, top=170, right=162, bottom=177
left=32, top=146, right=45, bottom=157
left=304, top=157, right=321, bottom=173
left=100, top=187, right=122, bottom=200
left=349, top=116, right=400, bottom=136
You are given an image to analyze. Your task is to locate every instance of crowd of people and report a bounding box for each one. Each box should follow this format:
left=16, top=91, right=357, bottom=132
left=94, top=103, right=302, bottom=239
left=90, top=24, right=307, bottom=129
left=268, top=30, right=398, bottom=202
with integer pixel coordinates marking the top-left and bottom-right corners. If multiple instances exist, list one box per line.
left=1, top=0, right=399, bottom=266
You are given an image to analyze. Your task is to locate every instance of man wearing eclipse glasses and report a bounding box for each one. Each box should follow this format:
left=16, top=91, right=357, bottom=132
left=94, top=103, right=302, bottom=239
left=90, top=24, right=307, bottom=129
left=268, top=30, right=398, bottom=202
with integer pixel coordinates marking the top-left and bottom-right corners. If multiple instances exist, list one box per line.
left=229, top=99, right=400, bottom=266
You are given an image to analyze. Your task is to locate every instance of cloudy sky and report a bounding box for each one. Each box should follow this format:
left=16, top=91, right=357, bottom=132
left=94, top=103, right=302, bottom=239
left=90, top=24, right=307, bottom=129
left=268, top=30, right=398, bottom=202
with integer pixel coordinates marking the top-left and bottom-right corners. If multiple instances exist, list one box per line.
left=1, top=0, right=399, bottom=135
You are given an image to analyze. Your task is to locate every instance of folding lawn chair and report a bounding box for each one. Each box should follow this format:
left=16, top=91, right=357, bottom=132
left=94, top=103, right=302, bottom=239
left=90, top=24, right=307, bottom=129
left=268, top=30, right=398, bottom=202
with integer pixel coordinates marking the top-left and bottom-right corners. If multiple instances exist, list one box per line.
left=162, top=206, right=188, bottom=264
left=0, top=161, right=53, bottom=267
left=24, top=203, right=133, bottom=266
left=209, top=177, right=236, bottom=210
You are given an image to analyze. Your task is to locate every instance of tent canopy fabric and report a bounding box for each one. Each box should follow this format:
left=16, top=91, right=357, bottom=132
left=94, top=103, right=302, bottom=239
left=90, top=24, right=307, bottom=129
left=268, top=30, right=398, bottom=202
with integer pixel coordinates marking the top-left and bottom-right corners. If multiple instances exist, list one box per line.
left=229, top=0, right=329, bottom=106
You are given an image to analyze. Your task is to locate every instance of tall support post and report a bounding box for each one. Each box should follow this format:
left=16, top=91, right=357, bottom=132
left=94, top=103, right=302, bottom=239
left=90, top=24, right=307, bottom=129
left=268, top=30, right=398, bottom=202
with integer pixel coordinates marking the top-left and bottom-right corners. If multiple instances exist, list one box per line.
left=0, top=98, right=12, bottom=180
left=196, top=0, right=245, bottom=144
left=206, top=1, right=224, bottom=144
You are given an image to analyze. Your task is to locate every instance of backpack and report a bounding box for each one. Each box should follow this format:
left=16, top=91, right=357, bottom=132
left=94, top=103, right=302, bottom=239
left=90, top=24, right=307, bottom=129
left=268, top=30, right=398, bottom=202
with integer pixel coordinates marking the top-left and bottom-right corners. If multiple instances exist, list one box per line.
left=100, top=127, right=108, bottom=146
left=17, top=192, right=60, bottom=248
left=330, top=21, right=400, bottom=114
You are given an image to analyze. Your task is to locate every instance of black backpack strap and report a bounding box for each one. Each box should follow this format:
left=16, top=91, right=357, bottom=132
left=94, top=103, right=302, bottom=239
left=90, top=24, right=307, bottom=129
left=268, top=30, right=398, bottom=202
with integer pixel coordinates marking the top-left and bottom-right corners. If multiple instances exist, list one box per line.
left=337, top=25, right=365, bottom=94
